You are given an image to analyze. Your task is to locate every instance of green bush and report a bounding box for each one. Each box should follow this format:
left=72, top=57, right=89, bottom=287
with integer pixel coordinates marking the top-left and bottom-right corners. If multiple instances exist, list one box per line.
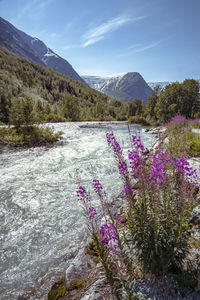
left=128, top=115, right=150, bottom=126
left=166, top=117, right=200, bottom=157
left=45, top=113, right=66, bottom=123
left=185, top=131, right=200, bottom=157
left=0, top=125, right=62, bottom=147
left=48, top=278, right=66, bottom=300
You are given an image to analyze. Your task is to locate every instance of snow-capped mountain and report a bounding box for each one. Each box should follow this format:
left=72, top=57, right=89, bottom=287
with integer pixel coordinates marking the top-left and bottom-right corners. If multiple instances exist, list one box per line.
left=83, top=72, right=152, bottom=103
left=83, top=73, right=126, bottom=90
left=147, top=82, right=171, bottom=90
left=0, top=17, right=86, bottom=84
left=0, top=17, right=44, bottom=65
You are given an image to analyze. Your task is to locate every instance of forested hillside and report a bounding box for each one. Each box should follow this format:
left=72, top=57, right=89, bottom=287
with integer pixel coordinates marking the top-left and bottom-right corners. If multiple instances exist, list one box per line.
left=0, top=47, right=129, bottom=124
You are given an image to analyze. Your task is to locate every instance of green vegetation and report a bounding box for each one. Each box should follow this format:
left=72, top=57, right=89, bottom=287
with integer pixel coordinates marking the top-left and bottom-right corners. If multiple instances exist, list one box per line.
left=128, top=115, right=149, bottom=126
left=76, top=123, right=199, bottom=298
left=67, top=278, right=86, bottom=292
left=0, top=95, right=62, bottom=148
left=166, top=115, right=200, bottom=157
left=0, top=126, right=62, bottom=148
left=0, top=47, right=199, bottom=127
left=128, top=80, right=199, bottom=126
left=0, top=47, right=129, bottom=124
left=85, top=239, right=100, bottom=263
left=48, top=278, right=66, bottom=300
left=154, top=79, right=200, bottom=123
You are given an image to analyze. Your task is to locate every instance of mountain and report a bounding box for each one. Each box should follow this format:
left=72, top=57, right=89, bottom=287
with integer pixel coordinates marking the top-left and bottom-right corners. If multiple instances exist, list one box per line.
left=0, top=17, right=44, bottom=65
left=147, top=81, right=171, bottom=90
left=83, top=72, right=152, bottom=103
left=148, top=80, right=200, bottom=90
left=0, top=47, right=129, bottom=121
left=0, top=17, right=85, bottom=84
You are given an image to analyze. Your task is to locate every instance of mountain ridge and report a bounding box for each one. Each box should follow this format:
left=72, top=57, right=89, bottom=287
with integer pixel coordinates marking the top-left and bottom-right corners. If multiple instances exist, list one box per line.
left=83, top=72, right=152, bottom=103
left=0, top=17, right=86, bottom=84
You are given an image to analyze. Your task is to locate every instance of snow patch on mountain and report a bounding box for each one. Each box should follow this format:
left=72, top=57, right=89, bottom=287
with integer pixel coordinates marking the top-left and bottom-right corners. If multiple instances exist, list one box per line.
left=31, top=37, right=39, bottom=44
left=83, top=74, right=125, bottom=91
left=12, top=35, right=19, bottom=41
left=103, top=72, right=126, bottom=79
left=147, top=82, right=171, bottom=90
left=44, top=48, right=58, bottom=58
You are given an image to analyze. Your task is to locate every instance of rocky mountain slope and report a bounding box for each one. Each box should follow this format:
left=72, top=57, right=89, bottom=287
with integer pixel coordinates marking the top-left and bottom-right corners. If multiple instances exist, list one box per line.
left=83, top=72, right=152, bottom=103
left=0, top=17, right=85, bottom=84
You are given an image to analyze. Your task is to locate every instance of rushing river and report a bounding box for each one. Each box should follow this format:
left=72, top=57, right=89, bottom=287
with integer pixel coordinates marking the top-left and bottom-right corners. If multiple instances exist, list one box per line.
left=0, top=122, right=156, bottom=300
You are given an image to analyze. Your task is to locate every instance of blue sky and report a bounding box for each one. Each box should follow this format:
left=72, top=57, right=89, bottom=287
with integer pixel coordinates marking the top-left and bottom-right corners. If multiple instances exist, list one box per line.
left=0, top=0, right=200, bottom=81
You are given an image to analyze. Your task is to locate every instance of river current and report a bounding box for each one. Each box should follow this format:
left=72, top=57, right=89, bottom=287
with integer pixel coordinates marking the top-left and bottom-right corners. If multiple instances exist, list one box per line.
left=0, top=122, right=156, bottom=300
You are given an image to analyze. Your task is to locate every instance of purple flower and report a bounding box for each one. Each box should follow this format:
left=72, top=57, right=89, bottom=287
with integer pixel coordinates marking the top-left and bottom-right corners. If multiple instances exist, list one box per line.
left=106, top=132, right=122, bottom=154
left=128, top=149, right=142, bottom=176
left=77, top=186, right=89, bottom=202
left=106, top=132, right=115, bottom=145
left=88, top=207, right=97, bottom=219
left=176, top=156, right=197, bottom=179
left=101, top=223, right=120, bottom=247
left=167, top=115, right=187, bottom=128
left=132, top=135, right=145, bottom=153
left=149, top=151, right=170, bottom=185
left=189, top=118, right=200, bottom=123
left=116, top=215, right=125, bottom=229
left=92, top=179, right=103, bottom=193
left=124, top=183, right=133, bottom=196
left=118, top=161, right=129, bottom=177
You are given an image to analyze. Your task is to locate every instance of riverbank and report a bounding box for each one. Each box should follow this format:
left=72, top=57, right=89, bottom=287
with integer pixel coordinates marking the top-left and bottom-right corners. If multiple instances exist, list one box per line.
left=50, top=123, right=200, bottom=300
left=1, top=122, right=158, bottom=299
left=0, top=125, right=62, bottom=148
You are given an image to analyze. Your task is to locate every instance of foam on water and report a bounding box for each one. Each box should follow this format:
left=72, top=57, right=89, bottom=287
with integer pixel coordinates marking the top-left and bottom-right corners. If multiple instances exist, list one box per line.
left=0, top=122, right=156, bottom=299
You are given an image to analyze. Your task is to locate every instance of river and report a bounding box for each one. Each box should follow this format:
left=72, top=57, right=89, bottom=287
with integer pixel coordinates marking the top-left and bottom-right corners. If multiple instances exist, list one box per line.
left=0, top=122, right=156, bottom=300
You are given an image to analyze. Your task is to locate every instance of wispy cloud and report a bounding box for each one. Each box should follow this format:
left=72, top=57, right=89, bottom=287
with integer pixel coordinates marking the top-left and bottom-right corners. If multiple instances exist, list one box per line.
left=117, top=39, right=166, bottom=57
left=82, top=15, right=145, bottom=47
left=62, top=44, right=80, bottom=51
left=11, top=0, right=54, bottom=25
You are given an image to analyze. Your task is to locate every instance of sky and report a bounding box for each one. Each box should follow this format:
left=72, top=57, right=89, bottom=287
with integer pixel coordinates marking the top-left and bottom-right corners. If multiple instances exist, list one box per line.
left=0, top=0, right=200, bottom=82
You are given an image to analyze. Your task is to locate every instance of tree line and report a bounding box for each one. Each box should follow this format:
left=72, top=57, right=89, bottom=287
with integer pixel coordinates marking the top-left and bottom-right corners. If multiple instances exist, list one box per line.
left=0, top=47, right=199, bottom=126
left=0, top=47, right=128, bottom=124
left=127, top=79, right=199, bottom=125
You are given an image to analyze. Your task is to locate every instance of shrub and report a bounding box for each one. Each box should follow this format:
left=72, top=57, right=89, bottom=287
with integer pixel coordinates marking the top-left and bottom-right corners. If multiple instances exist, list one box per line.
left=0, top=125, right=62, bottom=147
left=76, top=126, right=199, bottom=299
left=48, top=278, right=66, bottom=300
left=128, top=115, right=150, bottom=126
left=166, top=115, right=200, bottom=157
left=106, top=132, right=198, bottom=274
left=45, top=113, right=66, bottom=123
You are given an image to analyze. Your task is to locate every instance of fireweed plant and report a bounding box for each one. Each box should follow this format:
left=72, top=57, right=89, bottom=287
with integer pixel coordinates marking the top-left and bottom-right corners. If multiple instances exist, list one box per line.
left=76, top=181, right=136, bottom=299
left=76, top=121, right=199, bottom=296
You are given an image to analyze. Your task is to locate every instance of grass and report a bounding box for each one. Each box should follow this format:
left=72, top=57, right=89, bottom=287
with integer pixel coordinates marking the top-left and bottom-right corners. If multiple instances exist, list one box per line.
left=166, top=116, right=200, bottom=157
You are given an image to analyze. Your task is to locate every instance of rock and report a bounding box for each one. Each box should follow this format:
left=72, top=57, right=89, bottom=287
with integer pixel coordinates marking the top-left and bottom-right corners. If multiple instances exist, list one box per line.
left=190, top=205, right=200, bottom=226
left=65, top=243, right=95, bottom=287
left=79, top=123, right=111, bottom=129
left=192, top=128, right=200, bottom=135
left=79, top=264, right=113, bottom=300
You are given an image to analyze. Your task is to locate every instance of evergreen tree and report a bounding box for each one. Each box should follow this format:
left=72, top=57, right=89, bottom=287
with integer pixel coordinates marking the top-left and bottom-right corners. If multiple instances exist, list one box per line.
left=155, top=80, right=199, bottom=123
left=61, top=96, right=80, bottom=121
left=9, top=97, right=34, bottom=127
left=145, top=85, right=161, bottom=122
left=0, top=94, right=10, bottom=124
left=33, top=100, right=45, bottom=123
left=128, top=98, right=144, bottom=117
